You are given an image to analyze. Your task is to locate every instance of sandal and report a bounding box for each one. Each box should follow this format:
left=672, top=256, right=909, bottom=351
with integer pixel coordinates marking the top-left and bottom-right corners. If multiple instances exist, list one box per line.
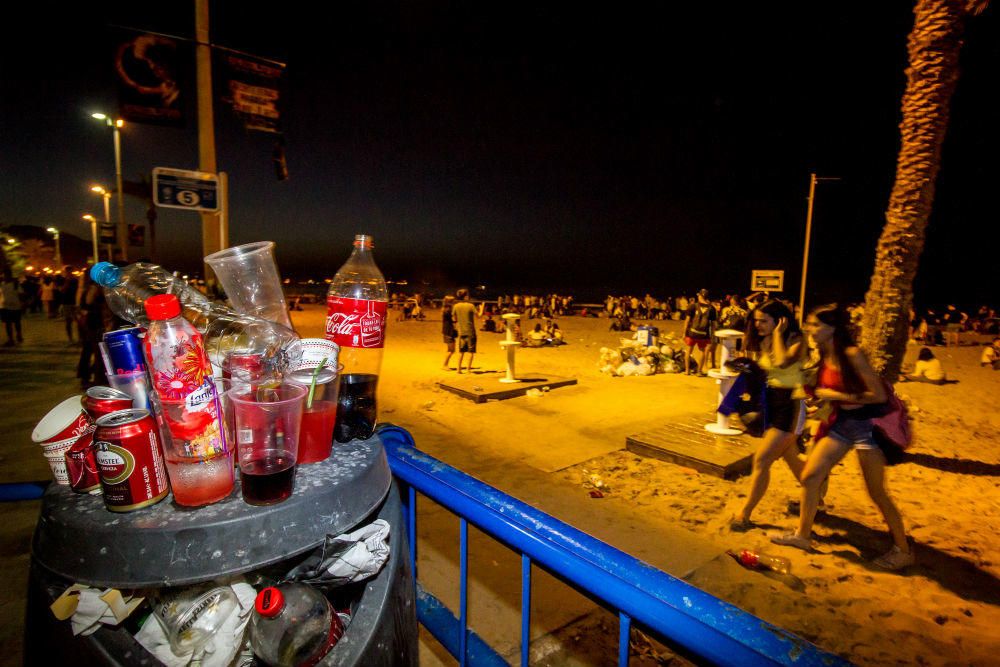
left=729, top=517, right=755, bottom=533
left=872, top=546, right=915, bottom=571
left=770, top=532, right=813, bottom=551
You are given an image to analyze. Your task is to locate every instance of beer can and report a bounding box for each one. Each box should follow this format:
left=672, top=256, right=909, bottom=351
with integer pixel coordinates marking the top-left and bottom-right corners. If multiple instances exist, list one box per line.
left=65, top=434, right=101, bottom=494
left=94, top=409, right=169, bottom=512
left=83, top=386, right=133, bottom=421
left=103, top=327, right=147, bottom=374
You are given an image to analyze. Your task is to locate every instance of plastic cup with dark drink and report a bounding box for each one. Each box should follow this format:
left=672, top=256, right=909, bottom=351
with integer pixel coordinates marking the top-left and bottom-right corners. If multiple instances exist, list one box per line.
left=228, top=383, right=306, bottom=505
left=335, top=373, right=378, bottom=443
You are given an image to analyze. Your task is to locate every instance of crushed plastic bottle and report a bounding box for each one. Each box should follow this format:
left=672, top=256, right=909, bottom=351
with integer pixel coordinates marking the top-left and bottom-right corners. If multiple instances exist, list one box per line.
left=250, top=583, right=344, bottom=667
left=728, top=548, right=791, bottom=574
left=91, top=262, right=301, bottom=375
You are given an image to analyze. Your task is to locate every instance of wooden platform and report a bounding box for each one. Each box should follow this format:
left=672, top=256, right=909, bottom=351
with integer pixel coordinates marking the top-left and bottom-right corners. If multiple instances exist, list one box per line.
left=626, top=416, right=755, bottom=479
left=437, top=373, right=577, bottom=403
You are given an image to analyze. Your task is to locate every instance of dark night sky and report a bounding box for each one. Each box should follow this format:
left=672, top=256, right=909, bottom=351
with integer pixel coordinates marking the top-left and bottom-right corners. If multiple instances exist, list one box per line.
left=1, top=2, right=997, bottom=307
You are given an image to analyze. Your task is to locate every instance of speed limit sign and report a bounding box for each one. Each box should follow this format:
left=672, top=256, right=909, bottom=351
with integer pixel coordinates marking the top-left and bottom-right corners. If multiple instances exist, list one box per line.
left=153, top=167, right=219, bottom=212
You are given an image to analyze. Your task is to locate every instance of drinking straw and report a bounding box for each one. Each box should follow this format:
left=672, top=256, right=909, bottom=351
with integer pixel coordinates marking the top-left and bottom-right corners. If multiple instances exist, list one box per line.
left=305, top=356, right=328, bottom=410
left=98, top=342, right=115, bottom=378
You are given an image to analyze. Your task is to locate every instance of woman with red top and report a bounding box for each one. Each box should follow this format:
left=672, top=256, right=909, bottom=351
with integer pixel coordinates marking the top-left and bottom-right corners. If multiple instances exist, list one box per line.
left=772, top=304, right=914, bottom=570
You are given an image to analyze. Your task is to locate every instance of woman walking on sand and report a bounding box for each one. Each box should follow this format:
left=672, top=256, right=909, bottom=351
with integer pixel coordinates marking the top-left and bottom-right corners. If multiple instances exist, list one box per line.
left=772, top=304, right=913, bottom=570
left=730, top=300, right=808, bottom=531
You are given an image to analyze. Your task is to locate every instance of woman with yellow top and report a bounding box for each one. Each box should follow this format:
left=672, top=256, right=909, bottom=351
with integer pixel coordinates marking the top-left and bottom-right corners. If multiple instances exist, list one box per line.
left=730, top=300, right=808, bottom=531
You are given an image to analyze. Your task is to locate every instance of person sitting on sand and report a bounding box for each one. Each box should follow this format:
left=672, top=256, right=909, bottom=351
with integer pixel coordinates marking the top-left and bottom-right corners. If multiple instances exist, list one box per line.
left=903, top=347, right=946, bottom=384
left=525, top=323, right=549, bottom=347
left=981, top=337, right=1000, bottom=370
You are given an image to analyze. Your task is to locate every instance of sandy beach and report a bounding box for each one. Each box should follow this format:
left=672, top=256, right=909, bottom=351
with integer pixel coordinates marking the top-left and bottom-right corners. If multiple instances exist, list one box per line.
left=3, top=303, right=998, bottom=666
left=288, top=302, right=1000, bottom=666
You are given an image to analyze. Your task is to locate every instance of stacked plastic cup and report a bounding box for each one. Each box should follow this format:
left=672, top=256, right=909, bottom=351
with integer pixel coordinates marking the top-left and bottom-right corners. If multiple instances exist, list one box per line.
left=204, top=241, right=294, bottom=330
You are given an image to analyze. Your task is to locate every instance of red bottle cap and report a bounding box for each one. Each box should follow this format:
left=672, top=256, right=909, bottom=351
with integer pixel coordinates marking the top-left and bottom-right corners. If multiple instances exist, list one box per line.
left=144, top=294, right=182, bottom=320
left=254, top=586, right=285, bottom=618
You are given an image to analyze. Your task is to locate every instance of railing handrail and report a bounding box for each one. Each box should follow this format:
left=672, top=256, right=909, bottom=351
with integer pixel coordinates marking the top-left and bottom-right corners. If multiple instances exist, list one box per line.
left=379, top=425, right=849, bottom=667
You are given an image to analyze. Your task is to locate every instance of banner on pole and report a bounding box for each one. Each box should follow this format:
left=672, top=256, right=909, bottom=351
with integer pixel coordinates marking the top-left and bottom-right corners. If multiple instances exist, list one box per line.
left=221, top=53, right=286, bottom=134
left=99, top=223, right=117, bottom=245
left=113, top=30, right=185, bottom=126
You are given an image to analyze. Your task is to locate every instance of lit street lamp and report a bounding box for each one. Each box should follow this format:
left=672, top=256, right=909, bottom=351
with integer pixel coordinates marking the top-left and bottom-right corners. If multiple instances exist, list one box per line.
left=82, top=214, right=99, bottom=263
left=46, top=227, right=61, bottom=267
left=90, top=113, right=127, bottom=262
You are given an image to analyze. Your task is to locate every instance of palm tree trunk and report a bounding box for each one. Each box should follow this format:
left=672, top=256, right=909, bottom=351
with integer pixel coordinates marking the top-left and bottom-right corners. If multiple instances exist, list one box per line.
left=860, top=0, right=973, bottom=379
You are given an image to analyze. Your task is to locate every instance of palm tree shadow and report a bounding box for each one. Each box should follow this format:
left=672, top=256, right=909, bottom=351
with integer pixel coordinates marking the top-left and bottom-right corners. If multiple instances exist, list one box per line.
left=812, top=512, right=1000, bottom=605
left=900, top=452, right=1000, bottom=476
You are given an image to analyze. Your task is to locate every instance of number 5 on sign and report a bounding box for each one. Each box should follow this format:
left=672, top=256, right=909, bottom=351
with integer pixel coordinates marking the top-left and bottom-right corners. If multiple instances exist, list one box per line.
left=153, top=167, right=219, bottom=212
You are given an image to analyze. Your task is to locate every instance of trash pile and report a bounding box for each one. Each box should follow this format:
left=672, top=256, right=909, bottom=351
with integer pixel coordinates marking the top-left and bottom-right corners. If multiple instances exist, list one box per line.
left=597, top=332, right=685, bottom=376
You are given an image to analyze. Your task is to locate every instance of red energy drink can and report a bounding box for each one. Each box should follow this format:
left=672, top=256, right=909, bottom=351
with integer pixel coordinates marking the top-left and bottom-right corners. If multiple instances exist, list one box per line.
left=65, top=434, right=101, bottom=494
left=94, top=409, right=169, bottom=512
left=83, top=386, right=133, bottom=421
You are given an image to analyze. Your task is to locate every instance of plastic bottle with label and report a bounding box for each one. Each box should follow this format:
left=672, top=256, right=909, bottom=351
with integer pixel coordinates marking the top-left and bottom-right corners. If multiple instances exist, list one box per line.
left=143, top=294, right=234, bottom=507
left=91, top=261, right=301, bottom=377
left=728, top=548, right=791, bottom=574
left=250, top=583, right=344, bottom=667
left=325, top=235, right=388, bottom=442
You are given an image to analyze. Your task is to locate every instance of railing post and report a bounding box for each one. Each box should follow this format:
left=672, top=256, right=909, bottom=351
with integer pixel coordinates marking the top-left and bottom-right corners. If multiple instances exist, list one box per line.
left=619, top=612, right=632, bottom=666
left=460, top=518, right=469, bottom=667
left=521, top=553, right=532, bottom=667
left=407, top=484, right=418, bottom=580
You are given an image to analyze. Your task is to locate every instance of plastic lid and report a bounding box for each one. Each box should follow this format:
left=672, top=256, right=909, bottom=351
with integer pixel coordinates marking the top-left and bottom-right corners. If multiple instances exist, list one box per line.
left=145, top=294, right=181, bottom=320
left=90, top=262, right=121, bottom=287
left=254, top=586, right=285, bottom=618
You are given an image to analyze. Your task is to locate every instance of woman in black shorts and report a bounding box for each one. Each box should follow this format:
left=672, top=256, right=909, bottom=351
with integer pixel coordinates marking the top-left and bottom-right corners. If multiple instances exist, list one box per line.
left=730, top=300, right=807, bottom=531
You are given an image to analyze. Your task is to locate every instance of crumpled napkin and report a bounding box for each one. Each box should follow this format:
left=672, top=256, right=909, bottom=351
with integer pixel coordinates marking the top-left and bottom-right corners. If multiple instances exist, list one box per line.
left=285, top=519, right=391, bottom=586
left=133, top=582, right=257, bottom=667
left=50, top=585, right=145, bottom=636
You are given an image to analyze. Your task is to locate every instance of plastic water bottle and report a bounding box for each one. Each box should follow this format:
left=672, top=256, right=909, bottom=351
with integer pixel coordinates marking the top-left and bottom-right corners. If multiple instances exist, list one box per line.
left=250, top=583, right=344, bottom=667
left=91, top=262, right=301, bottom=374
left=729, top=548, right=792, bottom=574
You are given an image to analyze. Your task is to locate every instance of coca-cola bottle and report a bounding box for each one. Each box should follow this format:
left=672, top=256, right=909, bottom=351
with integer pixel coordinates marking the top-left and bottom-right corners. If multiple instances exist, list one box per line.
left=325, top=235, right=388, bottom=443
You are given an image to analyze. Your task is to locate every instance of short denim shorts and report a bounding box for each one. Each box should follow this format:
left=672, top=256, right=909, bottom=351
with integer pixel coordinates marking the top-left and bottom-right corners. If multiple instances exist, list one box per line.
left=828, top=411, right=877, bottom=450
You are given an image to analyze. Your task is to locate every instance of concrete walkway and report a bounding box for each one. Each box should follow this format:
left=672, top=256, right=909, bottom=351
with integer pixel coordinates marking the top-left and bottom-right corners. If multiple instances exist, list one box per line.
left=0, top=311, right=85, bottom=667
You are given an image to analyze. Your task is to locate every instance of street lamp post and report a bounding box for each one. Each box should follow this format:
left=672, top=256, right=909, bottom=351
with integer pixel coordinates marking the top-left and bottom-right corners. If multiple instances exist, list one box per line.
left=798, top=173, right=841, bottom=323
left=46, top=227, right=61, bottom=268
left=90, top=185, right=114, bottom=260
left=82, top=215, right=99, bottom=263
left=90, top=114, right=127, bottom=262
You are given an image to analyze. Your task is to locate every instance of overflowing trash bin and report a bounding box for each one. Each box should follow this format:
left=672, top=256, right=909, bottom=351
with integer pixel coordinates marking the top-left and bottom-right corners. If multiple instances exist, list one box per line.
left=23, top=239, right=414, bottom=665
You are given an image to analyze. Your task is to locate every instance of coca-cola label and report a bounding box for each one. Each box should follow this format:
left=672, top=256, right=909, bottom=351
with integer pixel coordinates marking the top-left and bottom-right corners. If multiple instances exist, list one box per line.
left=325, top=297, right=387, bottom=349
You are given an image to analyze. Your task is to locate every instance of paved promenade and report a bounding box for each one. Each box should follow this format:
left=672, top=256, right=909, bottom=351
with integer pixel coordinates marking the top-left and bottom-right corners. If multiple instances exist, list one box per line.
left=0, top=311, right=85, bottom=666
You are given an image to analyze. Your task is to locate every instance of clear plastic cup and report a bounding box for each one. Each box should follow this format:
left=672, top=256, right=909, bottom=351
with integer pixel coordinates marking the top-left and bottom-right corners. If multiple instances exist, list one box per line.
left=204, top=242, right=293, bottom=330
left=106, top=371, right=151, bottom=410
left=227, top=383, right=306, bottom=505
left=151, top=583, right=238, bottom=656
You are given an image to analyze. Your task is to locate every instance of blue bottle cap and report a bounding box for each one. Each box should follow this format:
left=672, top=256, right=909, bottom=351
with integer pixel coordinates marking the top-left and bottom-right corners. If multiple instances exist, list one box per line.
left=91, top=262, right=122, bottom=287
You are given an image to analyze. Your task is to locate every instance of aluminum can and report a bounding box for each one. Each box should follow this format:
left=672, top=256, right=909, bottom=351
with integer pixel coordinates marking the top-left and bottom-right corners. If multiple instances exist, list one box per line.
left=103, top=327, right=147, bottom=374
left=83, top=386, right=133, bottom=421
left=94, top=409, right=169, bottom=512
left=65, top=434, right=101, bottom=494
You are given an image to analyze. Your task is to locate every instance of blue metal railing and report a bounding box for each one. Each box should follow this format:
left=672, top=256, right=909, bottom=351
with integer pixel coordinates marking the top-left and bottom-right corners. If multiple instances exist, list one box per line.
left=379, top=425, right=849, bottom=667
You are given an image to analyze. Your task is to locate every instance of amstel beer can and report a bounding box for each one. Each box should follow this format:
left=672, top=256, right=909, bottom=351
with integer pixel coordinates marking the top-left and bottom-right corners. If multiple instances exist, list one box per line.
left=83, top=386, right=133, bottom=421
left=65, top=434, right=101, bottom=494
left=94, top=409, right=169, bottom=512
